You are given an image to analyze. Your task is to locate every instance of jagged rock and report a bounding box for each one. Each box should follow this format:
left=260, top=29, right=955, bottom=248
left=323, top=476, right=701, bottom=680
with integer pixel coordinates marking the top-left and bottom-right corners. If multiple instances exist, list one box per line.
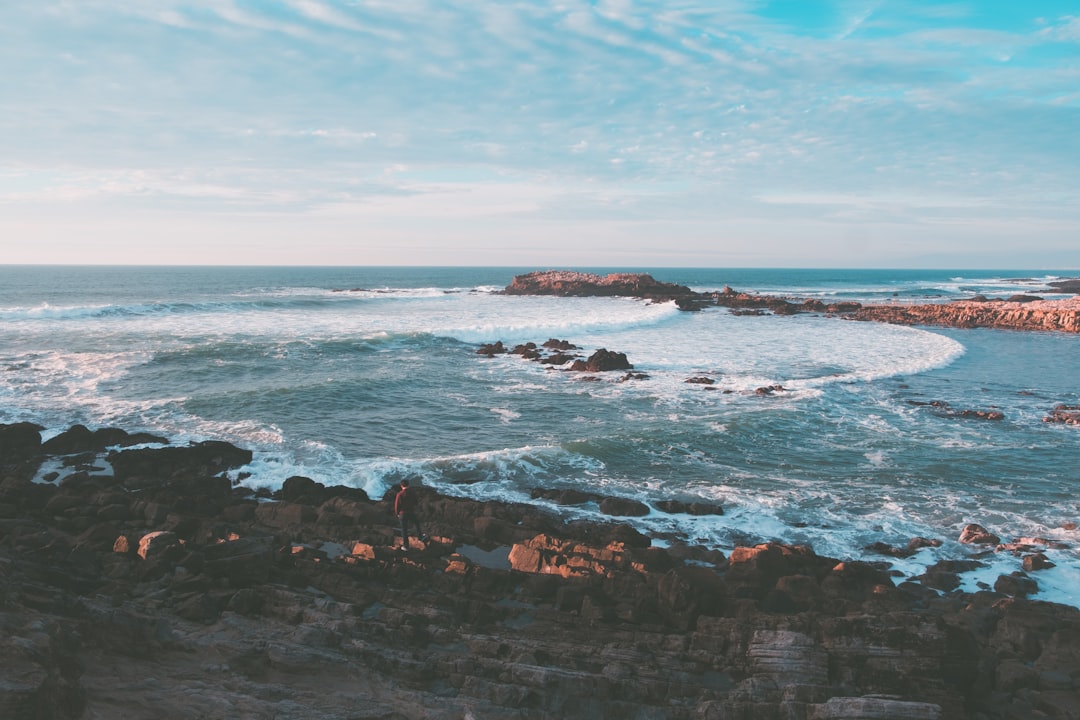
left=569, top=348, right=632, bottom=372
left=3, top=423, right=1080, bottom=720
left=541, top=352, right=576, bottom=365
left=850, top=297, right=1080, bottom=333
left=654, top=499, right=724, bottom=516
left=503, top=271, right=695, bottom=302
left=1044, top=404, right=1080, bottom=425
left=1022, top=553, right=1056, bottom=571
left=0, top=421, right=44, bottom=462
left=254, top=501, right=316, bottom=529
left=202, top=535, right=274, bottom=584
left=530, top=487, right=599, bottom=505
left=959, top=523, right=1001, bottom=545
left=137, top=530, right=179, bottom=560
left=598, top=496, right=650, bottom=517
left=995, top=572, right=1039, bottom=597
left=109, top=441, right=252, bottom=481
left=41, top=424, right=167, bottom=455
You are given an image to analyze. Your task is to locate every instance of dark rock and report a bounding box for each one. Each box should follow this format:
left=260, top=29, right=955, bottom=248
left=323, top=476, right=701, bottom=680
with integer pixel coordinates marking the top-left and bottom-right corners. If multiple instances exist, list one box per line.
left=569, top=348, right=632, bottom=372
left=597, top=496, right=650, bottom=517
left=995, top=572, right=1039, bottom=597
left=541, top=352, right=576, bottom=366
left=1022, top=553, right=1056, bottom=572
left=1047, top=278, right=1080, bottom=294
left=280, top=475, right=368, bottom=505
left=0, top=421, right=44, bottom=462
left=8, top=418, right=1080, bottom=720
left=959, top=523, right=1001, bottom=545
left=653, top=499, right=724, bottom=516
left=109, top=441, right=253, bottom=481
left=42, top=424, right=167, bottom=455
left=503, top=271, right=696, bottom=304
left=530, top=488, right=599, bottom=506
left=1044, top=404, right=1080, bottom=425
left=476, top=341, right=507, bottom=356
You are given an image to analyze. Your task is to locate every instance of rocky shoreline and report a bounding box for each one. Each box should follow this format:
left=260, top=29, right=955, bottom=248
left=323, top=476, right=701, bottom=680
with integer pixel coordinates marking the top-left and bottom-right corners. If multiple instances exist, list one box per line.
left=3, top=422, right=1079, bottom=719
left=504, top=271, right=1080, bottom=333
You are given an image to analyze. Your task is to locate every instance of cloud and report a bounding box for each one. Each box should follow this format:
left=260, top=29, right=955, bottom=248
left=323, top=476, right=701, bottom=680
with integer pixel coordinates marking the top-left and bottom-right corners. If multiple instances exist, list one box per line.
left=1, top=0, right=1077, bottom=265
left=1040, top=15, right=1080, bottom=42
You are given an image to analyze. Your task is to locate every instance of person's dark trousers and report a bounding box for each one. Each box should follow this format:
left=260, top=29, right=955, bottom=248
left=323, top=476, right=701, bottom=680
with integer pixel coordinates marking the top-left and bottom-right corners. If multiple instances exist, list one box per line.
left=399, top=512, right=424, bottom=548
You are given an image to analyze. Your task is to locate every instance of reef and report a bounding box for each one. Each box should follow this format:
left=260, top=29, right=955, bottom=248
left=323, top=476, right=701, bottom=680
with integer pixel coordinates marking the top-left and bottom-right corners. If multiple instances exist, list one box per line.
left=503, top=271, right=1080, bottom=333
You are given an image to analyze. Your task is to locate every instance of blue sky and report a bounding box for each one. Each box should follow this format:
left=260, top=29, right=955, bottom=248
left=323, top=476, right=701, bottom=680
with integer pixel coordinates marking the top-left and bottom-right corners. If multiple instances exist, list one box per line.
left=2, top=1, right=1078, bottom=267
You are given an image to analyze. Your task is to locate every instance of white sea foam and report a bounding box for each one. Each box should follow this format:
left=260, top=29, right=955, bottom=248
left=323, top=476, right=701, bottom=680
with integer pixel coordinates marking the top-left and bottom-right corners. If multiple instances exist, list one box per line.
left=490, top=408, right=521, bottom=423
left=4, top=268, right=1077, bottom=608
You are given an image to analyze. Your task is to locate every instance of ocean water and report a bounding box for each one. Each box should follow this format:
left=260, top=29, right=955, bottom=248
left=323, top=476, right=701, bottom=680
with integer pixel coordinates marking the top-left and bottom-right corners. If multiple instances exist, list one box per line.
left=2, top=266, right=1078, bottom=604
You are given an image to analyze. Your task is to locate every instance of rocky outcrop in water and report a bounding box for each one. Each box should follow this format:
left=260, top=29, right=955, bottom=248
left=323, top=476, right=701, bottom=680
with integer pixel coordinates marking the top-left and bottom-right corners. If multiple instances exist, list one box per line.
left=503, top=270, right=696, bottom=301
left=503, top=271, right=1080, bottom=333
left=3, top=423, right=1080, bottom=719
left=848, top=298, right=1080, bottom=333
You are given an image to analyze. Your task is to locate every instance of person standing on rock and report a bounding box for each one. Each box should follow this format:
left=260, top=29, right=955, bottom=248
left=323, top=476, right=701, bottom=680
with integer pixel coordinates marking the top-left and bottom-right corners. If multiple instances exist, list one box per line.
left=394, top=478, right=427, bottom=551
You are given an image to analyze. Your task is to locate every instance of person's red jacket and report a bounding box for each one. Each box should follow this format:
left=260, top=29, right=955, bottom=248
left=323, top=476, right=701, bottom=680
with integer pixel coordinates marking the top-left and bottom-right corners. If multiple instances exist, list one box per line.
left=394, top=485, right=417, bottom=516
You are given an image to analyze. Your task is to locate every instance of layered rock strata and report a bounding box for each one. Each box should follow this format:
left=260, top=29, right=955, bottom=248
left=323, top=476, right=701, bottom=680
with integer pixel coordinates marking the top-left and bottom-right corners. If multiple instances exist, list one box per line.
left=848, top=298, right=1080, bottom=334
left=2, top=424, right=1080, bottom=719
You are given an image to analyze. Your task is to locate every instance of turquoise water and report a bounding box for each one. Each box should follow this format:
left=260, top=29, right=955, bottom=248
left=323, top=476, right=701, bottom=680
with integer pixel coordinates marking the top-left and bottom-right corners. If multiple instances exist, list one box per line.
left=1, top=266, right=1077, bottom=603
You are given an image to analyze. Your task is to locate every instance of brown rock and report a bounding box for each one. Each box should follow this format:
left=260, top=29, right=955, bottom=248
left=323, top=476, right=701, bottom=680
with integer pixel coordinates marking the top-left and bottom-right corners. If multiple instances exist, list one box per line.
left=569, top=348, right=632, bottom=372
left=995, top=572, right=1039, bottom=598
left=137, top=530, right=179, bottom=561
left=958, top=523, right=1001, bottom=545
left=597, top=496, right=650, bottom=517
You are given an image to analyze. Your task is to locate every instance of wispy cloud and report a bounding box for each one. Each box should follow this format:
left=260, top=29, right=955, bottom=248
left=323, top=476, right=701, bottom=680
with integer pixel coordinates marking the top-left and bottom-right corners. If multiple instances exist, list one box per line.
left=1, top=0, right=1077, bottom=266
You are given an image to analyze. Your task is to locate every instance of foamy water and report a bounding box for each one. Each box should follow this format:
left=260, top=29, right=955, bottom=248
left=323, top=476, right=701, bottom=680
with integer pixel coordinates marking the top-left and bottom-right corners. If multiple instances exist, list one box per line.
left=2, top=266, right=1078, bottom=606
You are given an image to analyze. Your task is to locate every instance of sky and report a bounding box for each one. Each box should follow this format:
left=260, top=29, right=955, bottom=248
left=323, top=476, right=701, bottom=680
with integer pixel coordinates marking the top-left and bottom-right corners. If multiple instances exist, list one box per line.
left=1, top=1, right=1078, bottom=268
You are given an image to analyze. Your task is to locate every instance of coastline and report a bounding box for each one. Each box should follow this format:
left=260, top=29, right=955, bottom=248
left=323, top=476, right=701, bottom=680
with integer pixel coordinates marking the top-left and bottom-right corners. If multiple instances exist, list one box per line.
left=3, top=423, right=1079, bottom=719
left=503, top=270, right=1080, bottom=333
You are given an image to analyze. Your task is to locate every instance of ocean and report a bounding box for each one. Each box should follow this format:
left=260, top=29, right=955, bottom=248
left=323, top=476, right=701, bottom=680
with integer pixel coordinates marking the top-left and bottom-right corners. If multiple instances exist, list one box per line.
left=2, top=266, right=1078, bottom=604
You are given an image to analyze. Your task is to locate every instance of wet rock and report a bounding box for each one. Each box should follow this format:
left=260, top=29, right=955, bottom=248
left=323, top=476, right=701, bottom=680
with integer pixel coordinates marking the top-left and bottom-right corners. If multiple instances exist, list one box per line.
left=109, top=441, right=252, bottom=481
left=504, top=271, right=696, bottom=304
left=654, top=499, right=724, bottom=516
left=598, top=496, right=650, bottom=517
left=569, top=348, right=632, bottom=372
left=851, top=298, right=1080, bottom=333
left=1044, top=404, right=1080, bottom=425
left=1023, top=553, right=1056, bottom=572
left=41, top=424, right=167, bottom=455
left=995, top=572, right=1039, bottom=598
left=530, top=487, right=599, bottom=506
left=0, top=421, right=44, bottom=463
left=959, top=523, right=1001, bottom=545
